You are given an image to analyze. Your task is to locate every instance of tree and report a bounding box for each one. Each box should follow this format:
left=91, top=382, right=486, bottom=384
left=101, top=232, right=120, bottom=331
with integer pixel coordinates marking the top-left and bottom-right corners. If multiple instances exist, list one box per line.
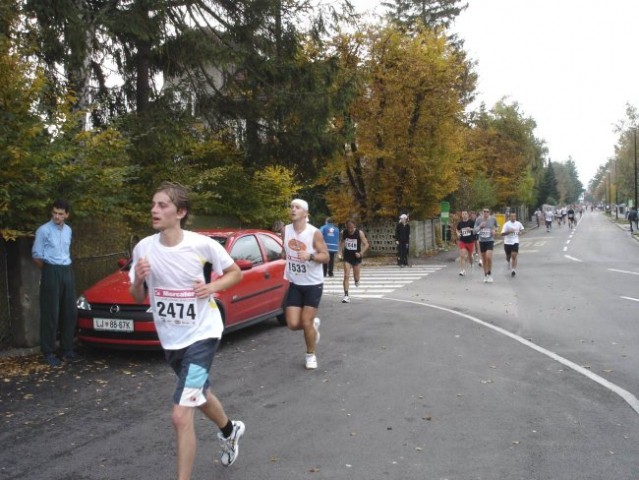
left=537, top=161, right=560, bottom=206
left=462, top=100, right=544, bottom=209
left=0, top=19, right=135, bottom=238
left=323, top=24, right=475, bottom=223
left=382, top=0, right=468, bottom=29
left=553, top=157, right=583, bottom=204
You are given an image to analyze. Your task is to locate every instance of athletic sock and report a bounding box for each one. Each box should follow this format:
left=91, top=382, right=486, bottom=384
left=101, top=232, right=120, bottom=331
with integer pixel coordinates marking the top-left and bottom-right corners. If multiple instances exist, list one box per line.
left=221, top=419, right=234, bottom=438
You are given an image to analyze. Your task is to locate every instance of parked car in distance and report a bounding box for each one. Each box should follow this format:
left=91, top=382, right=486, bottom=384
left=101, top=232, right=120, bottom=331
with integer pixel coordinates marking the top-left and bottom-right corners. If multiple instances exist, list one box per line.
left=77, top=229, right=289, bottom=349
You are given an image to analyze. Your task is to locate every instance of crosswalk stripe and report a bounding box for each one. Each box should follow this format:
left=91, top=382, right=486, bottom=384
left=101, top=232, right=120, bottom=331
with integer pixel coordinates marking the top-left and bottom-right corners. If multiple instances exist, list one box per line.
left=324, top=264, right=446, bottom=299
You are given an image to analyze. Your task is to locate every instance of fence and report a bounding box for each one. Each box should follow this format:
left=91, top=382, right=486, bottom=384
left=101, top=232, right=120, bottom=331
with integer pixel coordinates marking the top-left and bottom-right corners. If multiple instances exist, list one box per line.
left=73, top=251, right=129, bottom=294
left=365, top=218, right=443, bottom=257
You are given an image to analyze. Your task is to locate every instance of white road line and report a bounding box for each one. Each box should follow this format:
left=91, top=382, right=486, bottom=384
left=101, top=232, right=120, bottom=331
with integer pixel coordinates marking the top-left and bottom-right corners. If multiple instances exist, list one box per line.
left=620, top=296, right=639, bottom=302
left=325, top=265, right=444, bottom=299
left=383, top=296, right=639, bottom=415
left=609, top=268, right=639, bottom=276
left=564, top=255, right=582, bottom=262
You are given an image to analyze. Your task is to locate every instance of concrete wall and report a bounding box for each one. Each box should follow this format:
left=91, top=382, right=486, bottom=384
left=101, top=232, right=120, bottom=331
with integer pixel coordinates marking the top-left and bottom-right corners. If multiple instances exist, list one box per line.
left=365, top=218, right=443, bottom=258
left=6, top=238, right=40, bottom=348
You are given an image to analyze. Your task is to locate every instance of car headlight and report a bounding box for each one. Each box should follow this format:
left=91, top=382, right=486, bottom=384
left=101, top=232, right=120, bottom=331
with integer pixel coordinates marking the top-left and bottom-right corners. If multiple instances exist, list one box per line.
left=76, top=295, right=91, bottom=310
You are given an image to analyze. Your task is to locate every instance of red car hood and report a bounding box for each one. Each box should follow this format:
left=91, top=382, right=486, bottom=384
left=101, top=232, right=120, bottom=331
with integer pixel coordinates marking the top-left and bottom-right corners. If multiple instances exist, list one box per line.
left=83, top=270, right=144, bottom=305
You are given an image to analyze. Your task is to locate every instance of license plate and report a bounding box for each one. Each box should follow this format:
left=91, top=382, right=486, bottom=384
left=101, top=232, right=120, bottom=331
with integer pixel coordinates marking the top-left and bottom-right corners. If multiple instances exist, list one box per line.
left=93, top=318, right=134, bottom=332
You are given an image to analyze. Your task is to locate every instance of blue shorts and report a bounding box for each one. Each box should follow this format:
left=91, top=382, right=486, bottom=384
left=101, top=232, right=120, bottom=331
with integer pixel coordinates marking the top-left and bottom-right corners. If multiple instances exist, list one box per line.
left=166, top=338, right=219, bottom=407
left=286, top=282, right=323, bottom=309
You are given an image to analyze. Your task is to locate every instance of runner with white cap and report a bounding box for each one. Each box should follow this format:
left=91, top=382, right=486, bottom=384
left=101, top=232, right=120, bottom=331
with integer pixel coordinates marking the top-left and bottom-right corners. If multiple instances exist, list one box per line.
left=281, top=198, right=329, bottom=369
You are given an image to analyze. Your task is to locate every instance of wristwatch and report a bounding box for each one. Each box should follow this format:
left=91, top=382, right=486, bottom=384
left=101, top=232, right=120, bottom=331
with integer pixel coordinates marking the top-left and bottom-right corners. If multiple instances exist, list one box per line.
left=309, top=253, right=315, bottom=262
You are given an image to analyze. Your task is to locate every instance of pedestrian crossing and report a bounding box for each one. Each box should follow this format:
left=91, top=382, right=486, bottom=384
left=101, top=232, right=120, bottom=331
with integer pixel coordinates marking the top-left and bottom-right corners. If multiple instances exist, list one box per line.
left=323, top=265, right=446, bottom=299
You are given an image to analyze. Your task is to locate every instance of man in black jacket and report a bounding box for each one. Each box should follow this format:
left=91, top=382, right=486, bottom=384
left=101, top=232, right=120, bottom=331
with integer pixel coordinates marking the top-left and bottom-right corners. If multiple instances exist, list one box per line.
left=395, top=214, right=410, bottom=267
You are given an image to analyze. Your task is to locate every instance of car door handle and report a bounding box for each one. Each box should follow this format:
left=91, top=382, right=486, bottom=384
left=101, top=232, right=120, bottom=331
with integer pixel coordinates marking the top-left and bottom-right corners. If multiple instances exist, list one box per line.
left=264, top=272, right=270, bottom=279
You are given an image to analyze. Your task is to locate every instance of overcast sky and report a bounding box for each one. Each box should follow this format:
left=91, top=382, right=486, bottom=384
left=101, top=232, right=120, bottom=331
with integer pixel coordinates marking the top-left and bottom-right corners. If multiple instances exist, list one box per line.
left=353, top=0, right=639, bottom=185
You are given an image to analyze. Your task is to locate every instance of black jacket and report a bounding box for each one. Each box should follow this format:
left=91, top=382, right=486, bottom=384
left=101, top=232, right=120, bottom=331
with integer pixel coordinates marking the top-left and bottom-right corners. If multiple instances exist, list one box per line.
left=395, top=222, right=410, bottom=243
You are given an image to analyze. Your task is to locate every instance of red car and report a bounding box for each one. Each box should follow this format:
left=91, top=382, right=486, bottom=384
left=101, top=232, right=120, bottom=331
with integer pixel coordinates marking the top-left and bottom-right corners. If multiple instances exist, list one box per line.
left=76, top=229, right=288, bottom=349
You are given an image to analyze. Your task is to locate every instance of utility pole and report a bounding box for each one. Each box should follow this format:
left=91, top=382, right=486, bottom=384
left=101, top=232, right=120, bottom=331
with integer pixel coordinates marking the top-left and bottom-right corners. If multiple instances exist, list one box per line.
left=634, top=128, right=637, bottom=209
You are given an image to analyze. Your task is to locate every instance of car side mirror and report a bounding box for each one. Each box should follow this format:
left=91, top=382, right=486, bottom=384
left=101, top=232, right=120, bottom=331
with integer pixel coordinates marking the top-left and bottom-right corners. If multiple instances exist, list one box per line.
left=235, top=259, right=253, bottom=271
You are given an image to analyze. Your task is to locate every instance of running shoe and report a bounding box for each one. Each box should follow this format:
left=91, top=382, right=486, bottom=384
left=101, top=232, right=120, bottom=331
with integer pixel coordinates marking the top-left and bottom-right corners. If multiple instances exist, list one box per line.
left=43, top=353, right=61, bottom=367
left=305, top=353, right=318, bottom=370
left=487, top=275, right=494, bottom=283
left=459, top=270, right=465, bottom=276
left=354, top=281, right=359, bottom=287
left=483, top=275, right=488, bottom=283
left=313, top=317, right=321, bottom=344
left=342, top=295, right=350, bottom=303
left=511, top=270, right=516, bottom=277
left=218, top=420, right=246, bottom=467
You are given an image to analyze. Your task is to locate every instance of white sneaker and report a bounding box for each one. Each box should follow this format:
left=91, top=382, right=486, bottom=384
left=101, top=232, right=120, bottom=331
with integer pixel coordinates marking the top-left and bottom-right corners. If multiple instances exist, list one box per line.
left=218, top=420, right=245, bottom=467
left=313, top=317, right=321, bottom=344
left=305, top=353, right=318, bottom=369
left=478, top=260, right=483, bottom=267
left=487, top=275, right=494, bottom=283
left=459, top=270, right=465, bottom=276
left=342, top=295, right=350, bottom=303
left=483, top=275, right=488, bottom=283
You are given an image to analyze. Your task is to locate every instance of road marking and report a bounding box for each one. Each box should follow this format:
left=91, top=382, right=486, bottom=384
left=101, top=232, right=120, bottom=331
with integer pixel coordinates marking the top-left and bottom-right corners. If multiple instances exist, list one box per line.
left=382, top=296, right=639, bottom=415
left=609, top=268, right=639, bottom=276
left=564, top=255, right=582, bottom=262
left=620, top=296, right=639, bottom=302
left=323, top=265, right=446, bottom=298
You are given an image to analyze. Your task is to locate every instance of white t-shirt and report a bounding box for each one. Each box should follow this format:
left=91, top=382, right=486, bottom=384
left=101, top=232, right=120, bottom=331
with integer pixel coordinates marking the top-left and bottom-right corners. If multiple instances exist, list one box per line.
left=283, top=223, right=324, bottom=285
left=501, top=220, right=524, bottom=245
left=129, top=231, right=234, bottom=350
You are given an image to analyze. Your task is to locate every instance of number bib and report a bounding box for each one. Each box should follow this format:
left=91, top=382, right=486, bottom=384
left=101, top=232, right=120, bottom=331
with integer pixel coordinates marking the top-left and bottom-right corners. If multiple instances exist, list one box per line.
left=479, top=228, right=492, bottom=239
left=344, top=238, right=358, bottom=251
left=287, top=260, right=307, bottom=276
left=153, top=287, right=197, bottom=326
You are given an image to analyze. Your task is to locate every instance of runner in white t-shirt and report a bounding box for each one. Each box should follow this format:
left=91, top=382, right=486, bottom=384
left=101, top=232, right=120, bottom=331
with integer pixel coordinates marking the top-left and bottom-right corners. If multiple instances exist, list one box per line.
left=281, top=198, right=329, bottom=369
left=500, top=211, right=524, bottom=277
left=129, top=182, right=245, bottom=478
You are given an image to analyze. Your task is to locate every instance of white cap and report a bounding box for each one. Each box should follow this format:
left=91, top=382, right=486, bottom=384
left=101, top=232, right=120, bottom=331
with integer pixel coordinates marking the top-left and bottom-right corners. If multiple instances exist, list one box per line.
left=399, top=214, right=408, bottom=220
left=291, top=199, right=309, bottom=211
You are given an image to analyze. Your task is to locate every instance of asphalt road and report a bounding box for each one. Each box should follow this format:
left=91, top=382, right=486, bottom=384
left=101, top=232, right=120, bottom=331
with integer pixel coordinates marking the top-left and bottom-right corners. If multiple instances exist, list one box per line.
left=1, top=210, right=639, bottom=480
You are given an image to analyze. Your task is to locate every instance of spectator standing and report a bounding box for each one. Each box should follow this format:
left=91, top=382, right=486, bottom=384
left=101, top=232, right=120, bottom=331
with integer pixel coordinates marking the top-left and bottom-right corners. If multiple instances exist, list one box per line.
left=339, top=219, right=370, bottom=303
left=271, top=220, right=284, bottom=238
left=32, top=199, right=79, bottom=367
left=281, top=199, right=329, bottom=369
left=129, top=182, right=245, bottom=479
left=319, top=217, right=339, bottom=277
left=534, top=208, right=541, bottom=228
left=628, top=207, right=638, bottom=233
left=395, top=214, right=410, bottom=267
